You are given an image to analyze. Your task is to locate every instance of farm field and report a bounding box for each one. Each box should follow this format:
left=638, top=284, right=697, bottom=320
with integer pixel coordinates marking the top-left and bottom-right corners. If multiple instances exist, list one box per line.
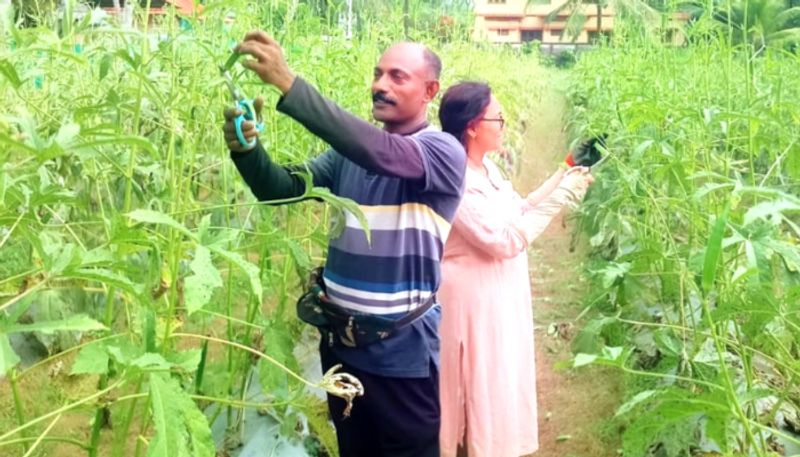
left=1, top=1, right=799, bottom=457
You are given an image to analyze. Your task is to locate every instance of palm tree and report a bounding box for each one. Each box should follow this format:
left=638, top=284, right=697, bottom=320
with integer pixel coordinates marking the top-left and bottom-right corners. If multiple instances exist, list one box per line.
left=529, top=0, right=662, bottom=43
left=711, top=0, right=800, bottom=48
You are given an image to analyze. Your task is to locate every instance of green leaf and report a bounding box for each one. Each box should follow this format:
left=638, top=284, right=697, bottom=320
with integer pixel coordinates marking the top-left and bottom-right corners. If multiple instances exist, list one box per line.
left=179, top=390, right=215, bottom=457
left=0, top=333, right=21, bottom=376
left=616, top=390, right=659, bottom=417
left=702, top=203, right=730, bottom=295
left=0, top=59, right=21, bottom=89
left=602, top=346, right=624, bottom=360
left=285, top=239, right=313, bottom=272
left=48, top=243, right=82, bottom=275
left=79, top=136, right=159, bottom=160
left=598, top=262, right=631, bottom=289
left=143, top=308, right=157, bottom=353
left=167, top=349, right=202, bottom=373
left=208, top=246, right=262, bottom=301
left=107, top=340, right=141, bottom=366
left=70, top=340, right=110, bottom=375
left=744, top=199, right=800, bottom=226
left=4, top=314, right=106, bottom=334
left=132, top=353, right=171, bottom=370
left=148, top=374, right=188, bottom=457
left=148, top=373, right=214, bottom=457
left=258, top=323, right=297, bottom=398
left=573, top=353, right=598, bottom=367
left=67, top=268, right=137, bottom=293
left=307, top=186, right=371, bottom=243
left=99, top=53, right=113, bottom=81
left=184, top=246, right=222, bottom=316
left=126, top=210, right=193, bottom=238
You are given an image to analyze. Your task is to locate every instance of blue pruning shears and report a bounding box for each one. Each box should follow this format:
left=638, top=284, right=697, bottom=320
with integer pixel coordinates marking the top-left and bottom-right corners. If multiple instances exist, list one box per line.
left=220, top=55, right=264, bottom=148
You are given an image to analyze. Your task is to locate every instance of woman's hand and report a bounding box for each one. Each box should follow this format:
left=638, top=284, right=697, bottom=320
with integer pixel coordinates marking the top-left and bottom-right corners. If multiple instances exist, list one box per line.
left=559, top=166, right=594, bottom=201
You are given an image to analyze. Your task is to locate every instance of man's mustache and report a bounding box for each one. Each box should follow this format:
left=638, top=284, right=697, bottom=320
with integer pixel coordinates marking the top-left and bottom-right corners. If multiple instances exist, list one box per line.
left=372, top=92, right=396, bottom=105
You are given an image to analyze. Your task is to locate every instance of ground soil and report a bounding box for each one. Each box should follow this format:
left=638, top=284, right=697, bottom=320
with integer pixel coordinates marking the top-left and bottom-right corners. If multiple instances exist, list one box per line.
left=513, top=71, right=623, bottom=457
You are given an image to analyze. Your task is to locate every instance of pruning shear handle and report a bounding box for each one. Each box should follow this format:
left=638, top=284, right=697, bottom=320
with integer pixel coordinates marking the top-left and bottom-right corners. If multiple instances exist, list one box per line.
left=220, top=62, right=264, bottom=148
left=234, top=98, right=263, bottom=148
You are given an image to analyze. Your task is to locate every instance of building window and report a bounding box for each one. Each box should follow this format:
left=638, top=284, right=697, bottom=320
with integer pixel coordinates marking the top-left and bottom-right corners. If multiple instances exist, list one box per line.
left=550, top=29, right=564, bottom=40
left=487, top=0, right=507, bottom=4
left=521, top=30, right=543, bottom=42
left=497, top=29, right=510, bottom=36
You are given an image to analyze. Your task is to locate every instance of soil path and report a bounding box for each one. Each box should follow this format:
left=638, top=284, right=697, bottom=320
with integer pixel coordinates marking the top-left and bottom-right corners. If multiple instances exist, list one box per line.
left=512, top=71, right=622, bottom=457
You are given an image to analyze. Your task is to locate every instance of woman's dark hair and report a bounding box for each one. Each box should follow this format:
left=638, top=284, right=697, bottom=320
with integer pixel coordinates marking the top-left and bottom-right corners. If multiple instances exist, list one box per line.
left=438, top=82, right=492, bottom=145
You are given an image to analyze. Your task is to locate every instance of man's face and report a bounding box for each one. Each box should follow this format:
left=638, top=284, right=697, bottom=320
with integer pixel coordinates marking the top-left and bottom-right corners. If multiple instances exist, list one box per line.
left=371, top=44, right=436, bottom=125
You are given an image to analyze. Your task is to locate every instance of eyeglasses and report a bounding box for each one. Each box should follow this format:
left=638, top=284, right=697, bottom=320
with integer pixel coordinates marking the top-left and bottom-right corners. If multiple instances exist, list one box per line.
left=480, top=117, right=505, bottom=129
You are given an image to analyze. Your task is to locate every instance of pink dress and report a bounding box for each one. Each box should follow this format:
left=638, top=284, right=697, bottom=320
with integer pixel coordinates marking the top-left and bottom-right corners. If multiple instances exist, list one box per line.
left=438, top=159, right=580, bottom=457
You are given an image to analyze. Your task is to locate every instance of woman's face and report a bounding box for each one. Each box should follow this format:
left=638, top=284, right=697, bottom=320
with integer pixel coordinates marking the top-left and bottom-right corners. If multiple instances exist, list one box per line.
left=469, top=95, right=504, bottom=154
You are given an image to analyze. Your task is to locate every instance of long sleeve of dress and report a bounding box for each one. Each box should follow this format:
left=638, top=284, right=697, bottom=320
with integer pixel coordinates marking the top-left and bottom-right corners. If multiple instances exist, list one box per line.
left=452, top=186, right=532, bottom=260
left=513, top=184, right=581, bottom=244
left=453, top=166, right=582, bottom=260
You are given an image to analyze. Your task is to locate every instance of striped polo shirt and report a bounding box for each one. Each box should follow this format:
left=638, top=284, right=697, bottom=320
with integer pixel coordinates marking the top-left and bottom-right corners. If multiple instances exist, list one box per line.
left=307, top=126, right=466, bottom=376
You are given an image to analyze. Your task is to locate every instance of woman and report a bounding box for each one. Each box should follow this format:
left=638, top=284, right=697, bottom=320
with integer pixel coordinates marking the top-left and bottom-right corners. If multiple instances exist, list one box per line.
left=437, top=82, right=593, bottom=457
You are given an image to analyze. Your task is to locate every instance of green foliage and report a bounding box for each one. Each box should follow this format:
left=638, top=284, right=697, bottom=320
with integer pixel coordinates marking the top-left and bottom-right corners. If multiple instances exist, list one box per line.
left=566, top=33, right=800, bottom=456
left=0, top=1, right=546, bottom=454
left=148, top=373, right=215, bottom=457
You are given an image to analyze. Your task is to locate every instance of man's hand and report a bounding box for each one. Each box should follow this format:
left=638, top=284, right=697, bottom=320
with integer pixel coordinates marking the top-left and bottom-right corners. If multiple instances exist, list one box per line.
left=223, top=97, right=264, bottom=153
left=235, top=31, right=296, bottom=95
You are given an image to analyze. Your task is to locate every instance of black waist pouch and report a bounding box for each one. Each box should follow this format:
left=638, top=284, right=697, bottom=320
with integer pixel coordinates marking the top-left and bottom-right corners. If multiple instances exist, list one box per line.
left=296, top=267, right=435, bottom=347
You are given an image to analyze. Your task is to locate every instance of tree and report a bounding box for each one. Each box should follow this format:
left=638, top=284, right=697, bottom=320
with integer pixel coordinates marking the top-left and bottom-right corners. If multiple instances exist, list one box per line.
left=530, top=0, right=661, bottom=43
left=711, top=0, right=800, bottom=48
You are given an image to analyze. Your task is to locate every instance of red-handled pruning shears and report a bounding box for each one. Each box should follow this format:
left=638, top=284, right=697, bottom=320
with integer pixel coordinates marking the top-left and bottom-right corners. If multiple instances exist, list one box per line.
left=220, top=53, right=264, bottom=148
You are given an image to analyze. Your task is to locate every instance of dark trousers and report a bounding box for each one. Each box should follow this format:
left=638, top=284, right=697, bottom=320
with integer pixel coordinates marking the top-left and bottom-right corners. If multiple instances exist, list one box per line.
left=320, top=344, right=440, bottom=457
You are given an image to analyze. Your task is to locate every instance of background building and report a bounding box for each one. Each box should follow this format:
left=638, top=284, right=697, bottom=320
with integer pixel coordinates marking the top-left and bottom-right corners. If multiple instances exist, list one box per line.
left=473, top=0, right=614, bottom=46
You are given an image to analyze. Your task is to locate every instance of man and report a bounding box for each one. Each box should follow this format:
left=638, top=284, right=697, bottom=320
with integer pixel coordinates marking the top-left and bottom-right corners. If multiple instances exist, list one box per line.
left=224, top=31, right=466, bottom=457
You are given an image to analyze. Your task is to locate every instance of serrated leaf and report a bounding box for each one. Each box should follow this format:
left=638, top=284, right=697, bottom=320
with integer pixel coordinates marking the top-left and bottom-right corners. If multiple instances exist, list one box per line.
left=4, top=314, right=106, bottom=334
left=285, top=239, right=313, bottom=272
left=0, top=333, right=21, bottom=376
left=184, top=246, right=222, bottom=316
left=598, top=262, right=631, bottom=289
left=258, top=324, right=297, bottom=398
left=70, top=340, right=110, bottom=375
left=209, top=246, right=262, bottom=301
left=178, top=388, right=215, bottom=457
left=148, top=373, right=214, bottom=457
left=148, top=374, right=189, bottom=457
